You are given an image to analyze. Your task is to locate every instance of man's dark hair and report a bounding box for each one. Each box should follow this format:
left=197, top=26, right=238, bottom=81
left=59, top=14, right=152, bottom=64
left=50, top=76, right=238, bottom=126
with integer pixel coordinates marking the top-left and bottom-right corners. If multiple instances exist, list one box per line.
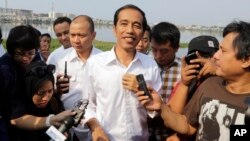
left=72, top=15, right=95, bottom=33
left=151, top=22, right=180, bottom=49
left=113, top=4, right=147, bottom=31
left=41, top=33, right=51, bottom=40
left=53, top=16, right=72, bottom=28
left=6, top=25, right=40, bottom=56
left=223, top=21, right=250, bottom=60
left=145, top=25, right=151, bottom=39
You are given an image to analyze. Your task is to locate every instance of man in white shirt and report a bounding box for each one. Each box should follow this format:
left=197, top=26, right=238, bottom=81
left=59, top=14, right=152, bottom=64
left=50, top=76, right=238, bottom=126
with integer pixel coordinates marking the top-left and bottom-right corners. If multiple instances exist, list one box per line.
left=55, top=15, right=102, bottom=141
left=46, top=17, right=72, bottom=65
left=83, top=4, right=162, bottom=141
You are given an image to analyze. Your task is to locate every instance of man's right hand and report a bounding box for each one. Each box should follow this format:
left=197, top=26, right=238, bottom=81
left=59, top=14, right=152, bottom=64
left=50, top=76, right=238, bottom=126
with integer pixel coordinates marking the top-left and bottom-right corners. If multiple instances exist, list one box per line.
left=122, top=73, right=138, bottom=93
left=135, top=86, right=162, bottom=111
left=87, top=118, right=110, bottom=141
left=181, top=57, right=200, bottom=86
left=92, top=126, right=110, bottom=141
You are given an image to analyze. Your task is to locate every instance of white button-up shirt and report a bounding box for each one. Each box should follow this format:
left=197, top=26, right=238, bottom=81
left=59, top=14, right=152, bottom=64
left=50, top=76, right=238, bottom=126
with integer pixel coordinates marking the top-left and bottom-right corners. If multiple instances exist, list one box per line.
left=83, top=47, right=162, bottom=141
left=54, top=46, right=102, bottom=140
left=47, top=45, right=71, bottom=66
left=55, top=47, right=102, bottom=110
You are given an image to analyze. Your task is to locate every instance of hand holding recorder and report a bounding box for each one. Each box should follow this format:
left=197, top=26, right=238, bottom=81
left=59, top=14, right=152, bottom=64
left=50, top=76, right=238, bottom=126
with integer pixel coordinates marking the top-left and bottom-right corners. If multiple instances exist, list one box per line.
left=136, top=74, right=152, bottom=99
left=56, top=61, right=70, bottom=94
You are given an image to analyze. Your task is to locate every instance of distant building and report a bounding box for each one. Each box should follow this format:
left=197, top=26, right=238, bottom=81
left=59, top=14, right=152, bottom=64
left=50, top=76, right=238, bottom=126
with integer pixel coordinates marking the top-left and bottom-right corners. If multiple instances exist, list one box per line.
left=0, top=7, right=32, bottom=17
left=48, top=12, right=75, bottom=20
left=0, top=7, right=76, bottom=24
left=0, top=7, right=32, bottom=24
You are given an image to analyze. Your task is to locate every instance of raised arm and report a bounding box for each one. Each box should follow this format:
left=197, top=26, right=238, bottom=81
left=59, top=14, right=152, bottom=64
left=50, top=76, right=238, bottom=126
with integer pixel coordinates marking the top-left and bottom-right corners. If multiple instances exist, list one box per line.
left=167, top=57, right=199, bottom=113
left=11, top=110, right=75, bottom=130
left=135, top=88, right=197, bottom=135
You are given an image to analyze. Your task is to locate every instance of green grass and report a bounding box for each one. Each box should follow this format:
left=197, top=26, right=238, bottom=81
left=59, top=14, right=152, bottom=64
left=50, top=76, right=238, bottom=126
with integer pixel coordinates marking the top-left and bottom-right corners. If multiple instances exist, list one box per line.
left=180, top=43, right=188, bottom=48
left=50, top=39, right=61, bottom=51
left=1, top=40, right=6, bottom=48
left=93, top=41, right=188, bottom=50
left=49, top=39, right=115, bottom=51
left=93, top=40, right=115, bottom=51
left=1, top=39, right=188, bottom=51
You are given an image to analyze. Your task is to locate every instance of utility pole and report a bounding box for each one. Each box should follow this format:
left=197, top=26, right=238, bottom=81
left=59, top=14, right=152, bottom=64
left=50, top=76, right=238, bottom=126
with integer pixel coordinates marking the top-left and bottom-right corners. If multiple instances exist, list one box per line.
left=5, top=0, right=7, bottom=9
left=51, top=1, right=54, bottom=19
left=49, top=1, right=55, bottom=24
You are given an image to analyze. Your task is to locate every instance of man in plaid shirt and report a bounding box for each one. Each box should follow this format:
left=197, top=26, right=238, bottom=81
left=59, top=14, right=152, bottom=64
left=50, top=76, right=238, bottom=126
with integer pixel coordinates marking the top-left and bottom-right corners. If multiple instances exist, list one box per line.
left=149, top=21, right=182, bottom=141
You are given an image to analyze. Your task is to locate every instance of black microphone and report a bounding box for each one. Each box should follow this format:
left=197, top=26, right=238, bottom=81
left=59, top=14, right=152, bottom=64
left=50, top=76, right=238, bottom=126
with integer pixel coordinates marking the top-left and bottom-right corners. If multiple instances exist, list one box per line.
left=187, top=78, right=198, bottom=101
left=48, top=99, right=89, bottom=141
left=58, top=116, right=75, bottom=133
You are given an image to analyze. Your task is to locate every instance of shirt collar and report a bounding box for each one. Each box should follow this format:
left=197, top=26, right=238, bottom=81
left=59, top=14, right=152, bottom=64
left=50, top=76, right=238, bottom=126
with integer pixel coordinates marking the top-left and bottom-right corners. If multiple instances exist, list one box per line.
left=160, top=56, right=181, bottom=70
left=67, top=48, right=78, bottom=62
left=68, top=46, right=98, bottom=62
left=104, top=46, right=148, bottom=68
left=104, top=46, right=117, bottom=65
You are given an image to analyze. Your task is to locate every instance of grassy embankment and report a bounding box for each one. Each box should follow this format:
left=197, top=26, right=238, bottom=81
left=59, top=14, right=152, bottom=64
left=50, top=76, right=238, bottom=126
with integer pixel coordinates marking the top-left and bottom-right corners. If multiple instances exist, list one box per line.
left=2, top=39, right=188, bottom=51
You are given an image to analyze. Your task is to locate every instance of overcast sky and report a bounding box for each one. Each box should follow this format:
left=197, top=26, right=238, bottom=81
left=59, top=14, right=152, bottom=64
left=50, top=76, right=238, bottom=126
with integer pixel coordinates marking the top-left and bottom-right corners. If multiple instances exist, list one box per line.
left=0, top=0, right=249, bottom=26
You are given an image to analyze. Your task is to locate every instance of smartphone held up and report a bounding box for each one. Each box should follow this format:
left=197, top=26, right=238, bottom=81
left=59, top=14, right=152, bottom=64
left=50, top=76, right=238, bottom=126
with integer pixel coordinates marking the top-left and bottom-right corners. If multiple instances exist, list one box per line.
left=136, top=74, right=152, bottom=99
left=185, top=52, right=202, bottom=70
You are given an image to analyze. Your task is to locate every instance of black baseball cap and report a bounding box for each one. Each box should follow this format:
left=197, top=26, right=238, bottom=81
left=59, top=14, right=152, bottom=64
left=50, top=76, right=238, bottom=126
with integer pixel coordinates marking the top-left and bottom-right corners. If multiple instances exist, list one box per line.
left=188, top=35, right=219, bottom=56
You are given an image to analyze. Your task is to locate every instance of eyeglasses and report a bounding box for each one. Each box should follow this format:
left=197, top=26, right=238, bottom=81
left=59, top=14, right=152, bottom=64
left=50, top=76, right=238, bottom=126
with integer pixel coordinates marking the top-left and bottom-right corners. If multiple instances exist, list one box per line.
left=26, top=64, right=55, bottom=78
left=14, top=50, right=36, bottom=58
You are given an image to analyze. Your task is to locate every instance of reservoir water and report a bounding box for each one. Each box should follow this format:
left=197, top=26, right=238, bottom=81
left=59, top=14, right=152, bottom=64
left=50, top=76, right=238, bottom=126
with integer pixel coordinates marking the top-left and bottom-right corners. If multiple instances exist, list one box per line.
left=0, top=23, right=222, bottom=57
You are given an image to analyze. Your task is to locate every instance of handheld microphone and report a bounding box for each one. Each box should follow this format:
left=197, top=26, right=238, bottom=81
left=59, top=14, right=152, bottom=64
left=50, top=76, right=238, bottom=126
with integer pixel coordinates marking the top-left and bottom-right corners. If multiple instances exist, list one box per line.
left=61, top=99, right=88, bottom=130
left=47, top=99, right=89, bottom=141
left=57, top=117, right=75, bottom=133
left=187, top=78, right=198, bottom=101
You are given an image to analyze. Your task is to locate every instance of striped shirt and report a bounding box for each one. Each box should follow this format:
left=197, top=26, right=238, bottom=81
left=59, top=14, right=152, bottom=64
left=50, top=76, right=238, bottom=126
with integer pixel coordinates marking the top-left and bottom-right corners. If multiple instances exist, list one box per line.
left=161, top=57, right=182, bottom=103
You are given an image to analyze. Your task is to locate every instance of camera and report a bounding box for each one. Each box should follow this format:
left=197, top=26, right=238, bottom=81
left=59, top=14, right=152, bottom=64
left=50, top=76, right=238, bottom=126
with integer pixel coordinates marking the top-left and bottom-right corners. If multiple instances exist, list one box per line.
left=58, top=99, right=88, bottom=133
left=46, top=99, right=89, bottom=141
left=136, top=74, right=152, bottom=99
